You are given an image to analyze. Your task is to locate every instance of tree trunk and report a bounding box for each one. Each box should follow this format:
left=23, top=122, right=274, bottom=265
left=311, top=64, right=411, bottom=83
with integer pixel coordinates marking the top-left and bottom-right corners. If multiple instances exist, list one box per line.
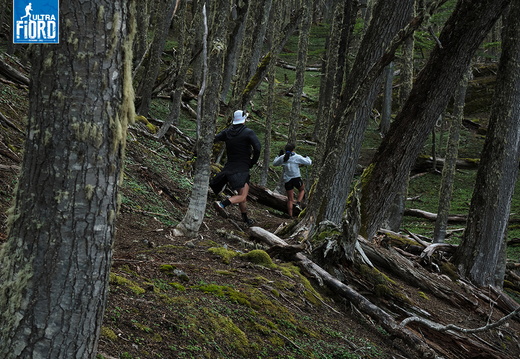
left=379, top=61, right=394, bottom=136
left=433, top=67, right=471, bottom=243
left=156, top=0, right=191, bottom=138
left=356, top=0, right=510, bottom=242
left=397, top=2, right=415, bottom=111
left=249, top=0, right=273, bottom=81
left=379, top=2, right=415, bottom=232
left=228, top=7, right=303, bottom=112
left=288, top=0, right=311, bottom=144
left=0, top=2, right=135, bottom=357
left=173, top=0, right=230, bottom=237
left=312, top=0, right=355, bottom=176
left=220, top=0, right=249, bottom=102
left=303, top=0, right=415, bottom=228
left=231, top=0, right=263, bottom=104
left=259, top=6, right=280, bottom=187
left=133, top=0, right=151, bottom=71
left=455, top=1, right=520, bottom=288
left=137, top=0, right=176, bottom=116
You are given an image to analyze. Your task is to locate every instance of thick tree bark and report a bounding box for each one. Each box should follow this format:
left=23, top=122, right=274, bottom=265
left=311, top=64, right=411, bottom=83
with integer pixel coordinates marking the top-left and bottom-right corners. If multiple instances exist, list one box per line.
left=357, top=0, right=511, bottom=241
left=455, top=1, right=520, bottom=288
left=0, top=1, right=135, bottom=357
left=397, top=2, right=415, bottom=111
left=379, top=61, right=394, bottom=136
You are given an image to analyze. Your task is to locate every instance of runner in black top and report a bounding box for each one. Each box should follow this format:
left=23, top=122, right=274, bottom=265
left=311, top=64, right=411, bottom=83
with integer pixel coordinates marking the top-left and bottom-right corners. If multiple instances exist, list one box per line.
left=211, top=110, right=261, bottom=225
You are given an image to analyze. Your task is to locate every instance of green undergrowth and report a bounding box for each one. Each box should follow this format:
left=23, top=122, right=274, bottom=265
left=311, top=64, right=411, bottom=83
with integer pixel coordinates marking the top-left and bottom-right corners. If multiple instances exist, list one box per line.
left=103, top=247, right=386, bottom=359
left=404, top=170, right=520, bottom=260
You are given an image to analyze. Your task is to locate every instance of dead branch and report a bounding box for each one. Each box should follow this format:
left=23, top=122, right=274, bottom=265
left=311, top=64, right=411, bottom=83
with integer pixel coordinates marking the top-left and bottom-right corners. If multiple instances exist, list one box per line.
left=0, top=164, right=21, bottom=172
left=0, top=54, right=30, bottom=86
left=0, top=111, right=24, bottom=134
left=420, top=243, right=458, bottom=260
left=277, top=60, right=321, bottom=72
left=400, top=306, right=520, bottom=333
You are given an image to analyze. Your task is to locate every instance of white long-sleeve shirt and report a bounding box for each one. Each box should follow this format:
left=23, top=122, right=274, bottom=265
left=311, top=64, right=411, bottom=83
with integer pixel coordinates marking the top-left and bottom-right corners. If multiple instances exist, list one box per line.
left=273, top=152, right=312, bottom=183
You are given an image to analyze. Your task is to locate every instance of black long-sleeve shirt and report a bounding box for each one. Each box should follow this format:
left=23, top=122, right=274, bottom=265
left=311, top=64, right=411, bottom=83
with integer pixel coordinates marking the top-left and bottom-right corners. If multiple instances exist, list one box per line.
left=214, top=124, right=261, bottom=173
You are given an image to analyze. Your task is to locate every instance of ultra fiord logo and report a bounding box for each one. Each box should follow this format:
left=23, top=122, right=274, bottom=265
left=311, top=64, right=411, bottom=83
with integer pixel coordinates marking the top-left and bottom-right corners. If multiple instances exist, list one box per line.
left=13, top=0, right=59, bottom=44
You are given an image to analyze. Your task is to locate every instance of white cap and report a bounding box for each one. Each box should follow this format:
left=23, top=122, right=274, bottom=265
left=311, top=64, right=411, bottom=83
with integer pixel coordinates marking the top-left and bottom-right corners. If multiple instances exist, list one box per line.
left=233, top=110, right=248, bottom=124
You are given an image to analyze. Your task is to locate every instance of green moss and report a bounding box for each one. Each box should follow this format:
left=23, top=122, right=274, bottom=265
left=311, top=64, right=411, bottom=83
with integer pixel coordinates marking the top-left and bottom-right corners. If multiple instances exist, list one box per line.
left=374, top=284, right=392, bottom=298
left=418, top=291, right=429, bottom=300
left=215, top=270, right=234, bottom=276
left=152, top=333, right=163, bottom=343
left=109, top=273, right=145, bottom=295
left=169, top=282, right=186, bottom=291
left=159, top=264, right=175, bottom=273
left=194, top=309, right=250, bottom=355
left=100, top=326, right=118, bottom=341
left=316, top=229, right=341, bottom=242
left=133, top=321, right=152, bottom=333
left=359, top=265, right=396, bottom=286
left=239, top=250, right=275, bottom=268
left=440, top=262, right=459, bottom=281
left=195, top=284, right=251, bottom=307
left=208, top=246, right=239, bottom=264
left=246, top=276, right=271, bottom=286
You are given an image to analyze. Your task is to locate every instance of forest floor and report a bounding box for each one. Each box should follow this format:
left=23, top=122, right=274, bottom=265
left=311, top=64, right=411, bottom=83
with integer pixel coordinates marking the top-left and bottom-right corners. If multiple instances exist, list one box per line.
left=1, top=67, right=520, bottom=358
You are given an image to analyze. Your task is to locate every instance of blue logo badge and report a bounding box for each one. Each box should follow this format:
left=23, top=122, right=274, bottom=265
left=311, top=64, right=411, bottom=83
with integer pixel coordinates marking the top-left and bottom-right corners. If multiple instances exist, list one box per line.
left=13, top=0, right=59, bottom=44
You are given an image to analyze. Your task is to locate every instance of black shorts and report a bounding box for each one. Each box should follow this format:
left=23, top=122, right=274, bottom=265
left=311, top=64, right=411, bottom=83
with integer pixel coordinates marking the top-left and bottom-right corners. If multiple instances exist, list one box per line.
left=227, top=171, right=250, bottom=190
left=284, top=177, right=303, bottom=191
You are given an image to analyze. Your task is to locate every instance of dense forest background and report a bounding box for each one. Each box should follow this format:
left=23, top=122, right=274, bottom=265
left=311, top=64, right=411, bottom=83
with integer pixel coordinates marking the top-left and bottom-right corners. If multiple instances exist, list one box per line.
left=0, top=0, right=520, bottom=358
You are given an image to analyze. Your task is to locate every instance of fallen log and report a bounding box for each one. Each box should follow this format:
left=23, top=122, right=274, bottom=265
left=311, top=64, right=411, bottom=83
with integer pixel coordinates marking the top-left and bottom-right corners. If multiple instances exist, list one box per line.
left=249, top=227, right=436, bottom=358
left=248, top=183, right=302, bottom=216
left=404, top=208, right=520, bottom=224
left=404, top=208, right=467, bottom=223
left=413, top=156, right=479, bottom=172
left=249, top=226, right=519, bottom=358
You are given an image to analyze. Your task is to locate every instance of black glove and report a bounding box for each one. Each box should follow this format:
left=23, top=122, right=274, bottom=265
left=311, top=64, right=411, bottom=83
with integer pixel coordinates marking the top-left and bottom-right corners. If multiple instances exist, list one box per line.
left=278, top=149, right=284, bottom=156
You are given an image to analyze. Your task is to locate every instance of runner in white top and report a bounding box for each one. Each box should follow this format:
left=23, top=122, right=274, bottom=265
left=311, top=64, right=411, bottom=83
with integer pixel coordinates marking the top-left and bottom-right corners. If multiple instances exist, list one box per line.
left=273, top=143, right=312, bottom=217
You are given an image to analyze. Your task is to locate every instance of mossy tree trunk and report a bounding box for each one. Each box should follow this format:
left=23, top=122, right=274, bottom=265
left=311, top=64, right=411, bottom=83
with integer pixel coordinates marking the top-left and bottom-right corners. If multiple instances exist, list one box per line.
left=0, top=1, right=135, bottom=357
left=356, top=0, right=510, bottom=242
left=173, top=0, right=231, bottom=237
left=455, top=1, right=520, bottom=288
